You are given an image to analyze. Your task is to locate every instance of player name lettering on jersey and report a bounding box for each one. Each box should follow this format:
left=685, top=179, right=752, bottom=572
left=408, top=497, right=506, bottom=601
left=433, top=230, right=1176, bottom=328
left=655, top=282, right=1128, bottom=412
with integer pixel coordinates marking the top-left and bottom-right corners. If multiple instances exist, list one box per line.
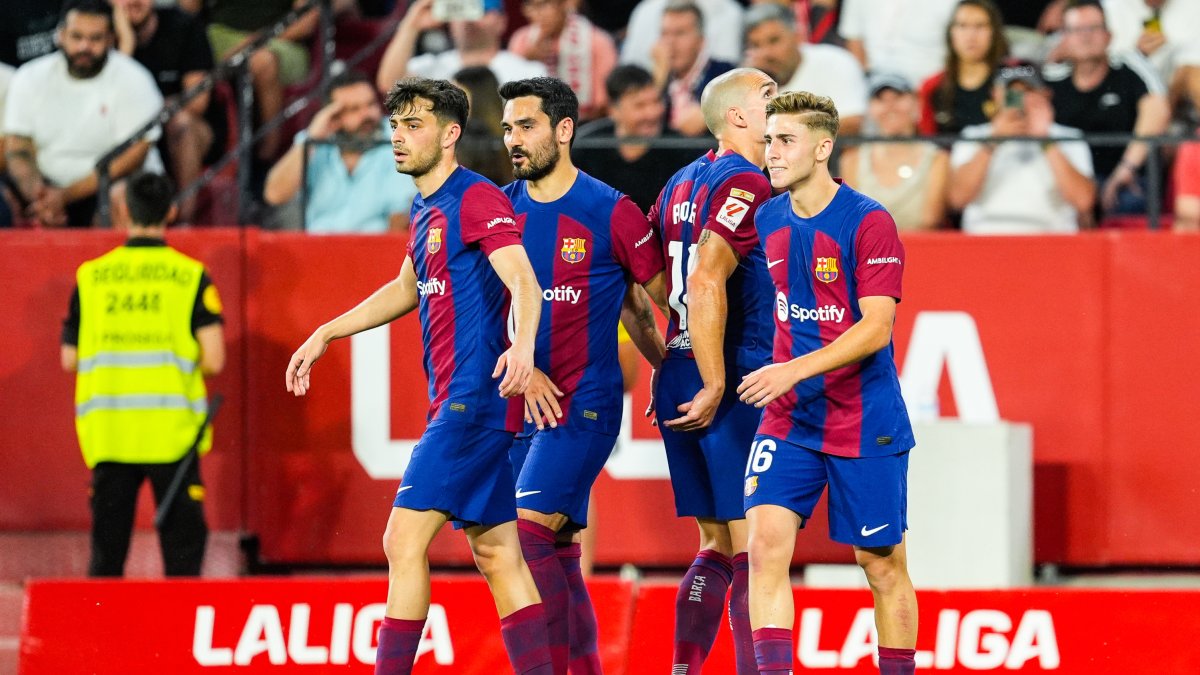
left=866, top=256, right=902, bottom=265
left=672, top=201, right=697, bottom=225
left=541, top=285, right=582, bottom=304
left=416, top=278, right=446, bottom=297
left=775, top=293, right=846, bottom=324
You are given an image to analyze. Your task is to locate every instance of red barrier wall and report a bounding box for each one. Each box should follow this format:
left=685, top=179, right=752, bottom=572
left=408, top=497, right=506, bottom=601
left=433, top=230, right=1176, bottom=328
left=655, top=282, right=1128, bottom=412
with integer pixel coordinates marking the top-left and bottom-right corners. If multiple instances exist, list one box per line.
left=3, top=229, right=1199, bottom=567
left=21, top=576, right=1200, bottom=673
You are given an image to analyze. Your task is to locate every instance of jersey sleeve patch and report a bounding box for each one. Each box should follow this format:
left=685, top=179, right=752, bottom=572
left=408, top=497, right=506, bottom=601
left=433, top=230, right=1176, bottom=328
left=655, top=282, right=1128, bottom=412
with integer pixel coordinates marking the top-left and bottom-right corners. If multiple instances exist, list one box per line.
left=716, top=195, right=751, bottom=231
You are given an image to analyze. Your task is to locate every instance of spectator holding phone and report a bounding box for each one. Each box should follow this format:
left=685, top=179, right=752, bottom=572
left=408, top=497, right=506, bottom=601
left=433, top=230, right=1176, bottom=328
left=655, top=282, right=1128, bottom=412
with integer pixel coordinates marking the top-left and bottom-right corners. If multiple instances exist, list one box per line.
left=947, top=59, right=1095, bottom=234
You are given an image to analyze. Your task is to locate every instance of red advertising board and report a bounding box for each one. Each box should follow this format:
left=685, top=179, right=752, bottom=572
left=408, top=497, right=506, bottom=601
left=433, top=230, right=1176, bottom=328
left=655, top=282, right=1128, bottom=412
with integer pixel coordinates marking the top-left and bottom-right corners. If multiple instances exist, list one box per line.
left=19, top=577, right=635, bottom=674
left=20, top=577, right=1200, bottom=673
left=3, top=230, right=1200, bottom=568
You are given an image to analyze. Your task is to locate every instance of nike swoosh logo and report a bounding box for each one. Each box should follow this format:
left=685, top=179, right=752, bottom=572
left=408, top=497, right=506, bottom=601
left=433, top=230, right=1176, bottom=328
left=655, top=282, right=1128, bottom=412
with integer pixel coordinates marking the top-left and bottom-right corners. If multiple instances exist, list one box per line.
left=767, top=259, right=784, bottom=269
left=860, top=524, right=889, bottom=537
left=396, top=486, right=413, bottom=494
left=515, top=489, right=542, bottom=498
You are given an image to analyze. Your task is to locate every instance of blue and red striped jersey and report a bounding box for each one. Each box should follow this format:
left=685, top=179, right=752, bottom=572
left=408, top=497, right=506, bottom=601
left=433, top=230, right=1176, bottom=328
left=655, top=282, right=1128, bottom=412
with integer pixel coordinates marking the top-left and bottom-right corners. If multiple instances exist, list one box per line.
left=754, top=181, right=914, bottom=458
left=648, top=150, right=774, bottom=370
left=503, top=171, right=664, bottom=435
left=406, top=166, right=525, bottom=432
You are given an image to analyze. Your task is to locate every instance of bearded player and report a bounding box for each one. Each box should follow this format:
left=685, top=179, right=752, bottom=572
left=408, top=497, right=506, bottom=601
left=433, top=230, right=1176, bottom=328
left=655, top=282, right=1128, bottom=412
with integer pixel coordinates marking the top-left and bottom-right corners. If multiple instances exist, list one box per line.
left=500, top=76, right=668, bottom=675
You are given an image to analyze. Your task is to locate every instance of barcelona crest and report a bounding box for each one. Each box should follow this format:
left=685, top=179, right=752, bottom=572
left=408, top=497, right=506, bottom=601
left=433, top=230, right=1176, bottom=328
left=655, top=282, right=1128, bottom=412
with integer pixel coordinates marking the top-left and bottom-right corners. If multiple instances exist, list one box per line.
left=814, top=256, right=839, bottom=283
left=561, top=237, right=587, bottom=264
left=744, top=475, right=758, bottom=497
left=427, top=227, right=443, bottom=254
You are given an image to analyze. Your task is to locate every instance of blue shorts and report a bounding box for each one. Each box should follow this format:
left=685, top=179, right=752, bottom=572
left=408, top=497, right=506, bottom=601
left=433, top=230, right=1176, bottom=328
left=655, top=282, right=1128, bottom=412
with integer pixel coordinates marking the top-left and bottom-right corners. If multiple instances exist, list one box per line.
left=657, top=358, right=762, bottom=521
left=743, top=434, right=909, bottom=547
left=509, top=425, right=616, bottom=531
left=393, top=419, right=516, bottom=528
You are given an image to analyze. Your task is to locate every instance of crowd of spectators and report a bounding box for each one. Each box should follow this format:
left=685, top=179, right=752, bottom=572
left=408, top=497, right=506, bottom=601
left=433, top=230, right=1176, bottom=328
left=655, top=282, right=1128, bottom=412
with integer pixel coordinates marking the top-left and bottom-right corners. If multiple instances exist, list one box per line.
left=1, top=0, right=1199, bottom=232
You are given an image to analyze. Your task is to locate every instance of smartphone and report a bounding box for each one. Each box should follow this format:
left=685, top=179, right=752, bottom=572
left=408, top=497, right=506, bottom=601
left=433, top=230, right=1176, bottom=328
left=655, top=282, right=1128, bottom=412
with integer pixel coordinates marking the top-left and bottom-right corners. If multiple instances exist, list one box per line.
left=1142, top=15, right=1162, bottom=34
left=432, top=0, right=484, bottom=21
left=1005, top=89, right=1025, bottom=111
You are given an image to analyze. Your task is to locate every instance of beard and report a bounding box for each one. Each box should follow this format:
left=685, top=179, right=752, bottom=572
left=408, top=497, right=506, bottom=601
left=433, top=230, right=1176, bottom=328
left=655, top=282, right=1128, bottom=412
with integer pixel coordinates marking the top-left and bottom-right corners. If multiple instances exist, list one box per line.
left=511, top=141, right=560, bottom=181
left=334, top=121, right=384, bottom=154
left=66, top=49, right=107, bottom=79
left=395, top=143, right=442, bottom=178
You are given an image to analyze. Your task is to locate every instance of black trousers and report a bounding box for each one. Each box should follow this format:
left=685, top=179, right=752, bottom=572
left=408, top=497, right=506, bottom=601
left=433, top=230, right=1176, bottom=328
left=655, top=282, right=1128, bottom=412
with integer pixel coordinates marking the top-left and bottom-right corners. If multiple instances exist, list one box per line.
left=89, top=459, right=208, bottom=577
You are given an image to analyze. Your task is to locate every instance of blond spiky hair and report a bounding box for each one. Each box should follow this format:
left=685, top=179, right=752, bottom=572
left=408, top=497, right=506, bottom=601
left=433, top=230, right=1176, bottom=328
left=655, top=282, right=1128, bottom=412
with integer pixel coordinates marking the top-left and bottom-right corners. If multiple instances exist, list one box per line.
left=766, top=91, right=840, bottom=139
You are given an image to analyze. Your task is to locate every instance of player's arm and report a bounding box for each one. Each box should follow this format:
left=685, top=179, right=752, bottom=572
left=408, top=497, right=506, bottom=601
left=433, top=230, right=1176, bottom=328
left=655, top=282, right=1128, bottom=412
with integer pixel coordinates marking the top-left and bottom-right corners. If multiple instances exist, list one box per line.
left=663, top=230, right=738, bottom=430
left=488, top=244, right=542, bottom=398
left=620, top=278, right=666, bottom=369
left=286, top=256, right=419, bottom=395
left=738, top=296, right=896, bottom=407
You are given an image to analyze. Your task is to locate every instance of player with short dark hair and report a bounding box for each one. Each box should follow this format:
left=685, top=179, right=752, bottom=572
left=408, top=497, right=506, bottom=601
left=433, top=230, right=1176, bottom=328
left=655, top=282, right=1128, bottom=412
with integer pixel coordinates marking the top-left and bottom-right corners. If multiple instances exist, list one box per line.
left=648, top=67, right=777, bottom=675
left=740, top=90, right=917, bottom=675
left=499, top=76, right=667, bottom=675
left=287, top=76, right=554, bottom=675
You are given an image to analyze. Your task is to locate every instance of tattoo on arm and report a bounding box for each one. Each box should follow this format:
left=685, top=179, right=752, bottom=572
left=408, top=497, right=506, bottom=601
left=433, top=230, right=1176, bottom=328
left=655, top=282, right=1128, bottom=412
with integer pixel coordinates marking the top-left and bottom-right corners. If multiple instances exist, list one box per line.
left=697, top=230, right=712, bottom=247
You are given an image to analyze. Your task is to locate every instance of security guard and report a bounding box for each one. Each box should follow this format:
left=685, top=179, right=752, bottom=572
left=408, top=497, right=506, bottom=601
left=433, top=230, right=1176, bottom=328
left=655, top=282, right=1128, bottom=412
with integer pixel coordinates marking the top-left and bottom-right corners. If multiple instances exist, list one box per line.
left=60, top=171, right=225, bottom=577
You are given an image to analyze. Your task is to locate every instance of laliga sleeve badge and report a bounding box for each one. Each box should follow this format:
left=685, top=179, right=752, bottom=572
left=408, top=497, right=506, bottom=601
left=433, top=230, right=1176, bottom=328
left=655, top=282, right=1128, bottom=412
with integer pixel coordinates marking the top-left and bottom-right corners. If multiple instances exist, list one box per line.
left=716, top=195, right=750, bottom=231
left=744, top=475, right=759, bottom=497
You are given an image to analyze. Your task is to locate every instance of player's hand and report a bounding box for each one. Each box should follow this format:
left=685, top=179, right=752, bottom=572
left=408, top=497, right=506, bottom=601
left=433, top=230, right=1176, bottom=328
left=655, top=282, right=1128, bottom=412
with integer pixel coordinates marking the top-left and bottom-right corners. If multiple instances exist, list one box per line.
left=737, top=362, right=801, bottom=408
left=663, top=383, right=723, bottom=431
left=523, top=368, right=564, bottom=430
left=645, top=367, right=660, bottom=426
left=494, top=341, right=534, bottom=398
left=286, top=329, right=331, bottom=396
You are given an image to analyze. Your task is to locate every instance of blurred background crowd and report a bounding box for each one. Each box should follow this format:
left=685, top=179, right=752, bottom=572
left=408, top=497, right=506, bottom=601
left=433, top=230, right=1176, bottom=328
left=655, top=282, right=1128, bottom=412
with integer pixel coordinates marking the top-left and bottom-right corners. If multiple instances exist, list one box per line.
left=2, top=0, right=1199, bottom=234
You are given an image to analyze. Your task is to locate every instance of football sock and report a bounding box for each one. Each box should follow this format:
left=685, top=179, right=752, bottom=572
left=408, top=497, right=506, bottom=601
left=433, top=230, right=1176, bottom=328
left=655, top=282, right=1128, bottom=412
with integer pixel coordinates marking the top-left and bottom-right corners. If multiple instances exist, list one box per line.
left=556, top=542, right=603, bottom=674
left=500, top=603, right=555, bottom=675
left=729, top=553, right=756, bottom=675
left=878, top=646, right=916, bottom=675
left=671, top=549, right=733, bottom=674
left=752, top=627, right=793, bottom=675
left=518, top=520, right=570, bottom=674
left=374, top=616, right=424, bottom=675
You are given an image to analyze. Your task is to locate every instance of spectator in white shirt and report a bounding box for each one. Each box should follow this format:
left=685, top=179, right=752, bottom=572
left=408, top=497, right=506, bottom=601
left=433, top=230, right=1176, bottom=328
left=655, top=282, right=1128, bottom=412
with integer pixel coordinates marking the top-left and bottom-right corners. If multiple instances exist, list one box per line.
left=3, top=0, right=163, bottom=228
left=948, top=60, right=1096, bottom=234
left=1100, top=0, right=1200, bottom=110
left=838, top=0, right=960, bottom=87
left=743, top=2, right=867, bottom=135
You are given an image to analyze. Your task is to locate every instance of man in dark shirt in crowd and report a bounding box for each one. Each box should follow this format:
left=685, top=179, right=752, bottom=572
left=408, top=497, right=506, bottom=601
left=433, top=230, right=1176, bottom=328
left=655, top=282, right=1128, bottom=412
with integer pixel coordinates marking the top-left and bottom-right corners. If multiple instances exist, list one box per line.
left=0, top=0, right=63, bottom=67
left=114, top=0, right=217, bottom=223
left=1045, top=0, right=1169, bottom=215
left=575, top=64, right=703, bottom=212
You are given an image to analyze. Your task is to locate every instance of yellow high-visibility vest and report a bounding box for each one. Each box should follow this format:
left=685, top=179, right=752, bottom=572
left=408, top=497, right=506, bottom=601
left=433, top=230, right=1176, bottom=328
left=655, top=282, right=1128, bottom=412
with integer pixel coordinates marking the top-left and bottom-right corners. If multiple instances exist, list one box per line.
left=74, top=244, right=211, bottom=467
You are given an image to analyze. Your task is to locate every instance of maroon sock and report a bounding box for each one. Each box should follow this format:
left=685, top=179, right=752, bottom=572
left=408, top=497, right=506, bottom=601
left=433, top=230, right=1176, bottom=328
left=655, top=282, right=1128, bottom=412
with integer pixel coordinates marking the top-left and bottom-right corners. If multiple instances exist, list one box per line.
left=374, top=616, right=424, bottom=675
left=729, top=553, right=755, bottom=675
left=518, top=520, right=569, bottom=675
left=752, top=627, right=793, bottom=675
left=556, top=542, right=603, bottom=674
left=500, top=604, right=555, bottom=675
left=879, top=646, right=916, bottom=675
left=672, top=549, right=733, bottom=674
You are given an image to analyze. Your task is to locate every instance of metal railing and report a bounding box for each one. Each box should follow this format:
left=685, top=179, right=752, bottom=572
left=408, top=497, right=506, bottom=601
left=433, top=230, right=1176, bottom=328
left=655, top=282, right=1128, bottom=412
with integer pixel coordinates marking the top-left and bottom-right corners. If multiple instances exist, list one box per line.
left=96, top=0, right=339, bottom=227
left=304, top=130, right=1188, bottom=229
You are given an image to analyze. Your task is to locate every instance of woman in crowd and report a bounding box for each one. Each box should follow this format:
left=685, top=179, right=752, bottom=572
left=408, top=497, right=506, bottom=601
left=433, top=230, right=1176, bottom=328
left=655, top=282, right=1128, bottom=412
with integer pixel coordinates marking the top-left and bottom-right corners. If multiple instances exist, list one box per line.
left=843, top=73, right=949, bottom=230
left=450, top=65, right=513, bottom=186
left=918, top=0, right=1008, bottom=135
